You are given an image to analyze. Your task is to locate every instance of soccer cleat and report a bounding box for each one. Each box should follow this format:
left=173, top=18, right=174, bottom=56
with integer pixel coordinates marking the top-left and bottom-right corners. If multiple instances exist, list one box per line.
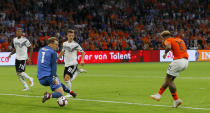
left=173, top=99, right=183, bottom=108
left=64, top=93, right=72, bottom=98
left=70, top=91, right=77, bottom=98
left=150, top=94, right=161, bottom=101
left=22, top=87, right=29, bottom=91
left=42, top=92, right=51, bottom=103
left=29, top=78, right=34, bottom=87
left=77, top=68, right=87, bottom=73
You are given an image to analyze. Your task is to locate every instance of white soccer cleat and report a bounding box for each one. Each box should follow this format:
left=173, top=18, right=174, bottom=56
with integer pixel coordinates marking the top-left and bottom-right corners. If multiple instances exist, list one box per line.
left=29, top=78, right=34, bottom=87
left=22, top=87, right=29, bottom=91
left=77, top=68, right=87, bottom=73
left=150, top=94, right=161, bottom=101
left=64, top=93, right=72, bottom=98
left=173, top=99, right=183, bottom=108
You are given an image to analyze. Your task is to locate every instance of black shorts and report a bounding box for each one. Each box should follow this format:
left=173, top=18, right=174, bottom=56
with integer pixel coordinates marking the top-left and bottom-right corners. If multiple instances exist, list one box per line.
left=64, top=65, right=78, bottom=78
left=15, top=59, right=26, bottom=72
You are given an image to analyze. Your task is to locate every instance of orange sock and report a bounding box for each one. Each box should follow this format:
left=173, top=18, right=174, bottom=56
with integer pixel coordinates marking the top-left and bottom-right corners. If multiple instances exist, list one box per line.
left=158, top=87, right=166, bottom=95
left=171, top=92, right=178, bottom=100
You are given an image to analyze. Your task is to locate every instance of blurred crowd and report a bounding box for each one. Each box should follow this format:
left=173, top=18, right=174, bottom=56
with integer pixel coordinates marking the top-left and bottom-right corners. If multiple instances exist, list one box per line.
left=0, top=0, right=209, bottom=52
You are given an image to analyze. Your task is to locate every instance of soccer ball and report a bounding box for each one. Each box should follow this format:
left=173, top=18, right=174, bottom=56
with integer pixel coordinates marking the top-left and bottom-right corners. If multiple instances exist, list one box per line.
left=57, top=96, right=68, bottom=107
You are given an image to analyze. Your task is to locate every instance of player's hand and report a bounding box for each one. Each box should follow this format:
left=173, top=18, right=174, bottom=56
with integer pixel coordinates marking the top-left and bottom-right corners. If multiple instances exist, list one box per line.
left=54, top=80, right=58, bottom=85
left=27, top=58, right=32, bottom=65
left=52, top=76, right=59, bottom=85
left=163, top=54, right=167, bottom=59
left=80, top=60, right=85, bottom=66
left=7, top=55, right=11, bottom=61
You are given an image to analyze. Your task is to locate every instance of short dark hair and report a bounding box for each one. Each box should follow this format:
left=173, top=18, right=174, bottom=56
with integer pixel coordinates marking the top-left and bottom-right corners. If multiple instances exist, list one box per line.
left=67, top=29, right=74, bottom=34
left=47, top=37, right=58, bottom=44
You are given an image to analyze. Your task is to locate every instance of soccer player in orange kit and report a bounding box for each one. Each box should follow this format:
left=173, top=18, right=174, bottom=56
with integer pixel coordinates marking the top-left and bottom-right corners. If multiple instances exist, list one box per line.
left=150, top=31, right=189, bottom=108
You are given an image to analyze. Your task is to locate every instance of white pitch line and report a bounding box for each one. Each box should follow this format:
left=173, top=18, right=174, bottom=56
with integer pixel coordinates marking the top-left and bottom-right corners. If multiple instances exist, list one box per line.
left=0, top=93, right=210, bottom=111
left=75, top=98, right=210, bottom=110
left=1, top=72, right=210, bottom=80
left=26, top=72, right=210, bottom=80
left=0, top=93, right=42, bottom=98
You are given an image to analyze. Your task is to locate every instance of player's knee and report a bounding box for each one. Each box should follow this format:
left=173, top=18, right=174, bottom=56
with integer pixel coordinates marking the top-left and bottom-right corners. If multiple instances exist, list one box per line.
left=17, top=72, right=22, bottom=76
left=56, top=87, right=65, bottom=95
left=165, top=80, right=170, bottom=85
left=64, top=75, right=70, bottom=81
left=60, top=90, right=64, bottom=95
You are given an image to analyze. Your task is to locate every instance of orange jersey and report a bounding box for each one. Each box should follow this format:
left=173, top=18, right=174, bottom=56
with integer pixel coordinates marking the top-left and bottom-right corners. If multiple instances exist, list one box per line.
left=164, top=37, right=188, bottom=60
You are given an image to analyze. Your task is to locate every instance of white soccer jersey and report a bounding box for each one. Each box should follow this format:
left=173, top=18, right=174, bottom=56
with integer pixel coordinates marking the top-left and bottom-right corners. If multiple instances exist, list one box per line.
left=62, top=41, right=84, bottom=67
left=13, top=36, right=31, bottom=60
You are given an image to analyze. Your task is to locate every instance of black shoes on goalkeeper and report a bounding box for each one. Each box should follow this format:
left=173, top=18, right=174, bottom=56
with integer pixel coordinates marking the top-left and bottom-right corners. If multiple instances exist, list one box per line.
left=42, top=92, right=51, bottom=103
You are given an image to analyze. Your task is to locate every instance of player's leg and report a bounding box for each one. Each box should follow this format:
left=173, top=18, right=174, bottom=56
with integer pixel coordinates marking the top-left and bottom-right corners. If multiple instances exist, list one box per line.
left=15, top=60, right=29, bottom=91
left=53, top=87, right=65, bottom=97
left=167, top=74, right=183, bottom=108
left=151, top=62, right=175, bottom=101
left=159, top=76, right=170, bottom=94
left=64, top=66, right=77, bottom=97
left=64, top=74, right=77, bottom=98
left=150, top=75, right=170, bottom=101
left=42, top=77, right=64, bottom=103
left=63, top=73, right=73, bottom=98
left=70, top=71, right=79, bottom=81
left=19, top=60, right=34, bottom=87
left=77, top=68, right=87, bottom=73
left=64, top=74, right=71, bottom=90
left=167, top=74, right=179, bottom=100
left=42, top=87, right=64, bottom=103
left=61, top=83, right=77, bottom=98
left=72, top=65, right=87, bottom=81
left=17, top=72, right=29, bottom=91
left=169, top=59, right=188, bottom=107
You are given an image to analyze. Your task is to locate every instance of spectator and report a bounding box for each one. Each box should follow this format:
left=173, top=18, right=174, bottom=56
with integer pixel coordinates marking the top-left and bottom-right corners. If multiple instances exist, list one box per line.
left=0, top=0, right=208, bottom=51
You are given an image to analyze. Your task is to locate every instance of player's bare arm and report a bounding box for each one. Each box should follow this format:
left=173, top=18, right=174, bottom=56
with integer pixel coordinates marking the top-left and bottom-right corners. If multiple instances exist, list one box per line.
left=58, top=51, right=64, bottom=59
left=7, top=48, right=16, bottom=60
left=27, top=45, right=33, bottom=64
left=163, top=43, right=171, bottom=59
left=80, top=52, right=85, bottom=66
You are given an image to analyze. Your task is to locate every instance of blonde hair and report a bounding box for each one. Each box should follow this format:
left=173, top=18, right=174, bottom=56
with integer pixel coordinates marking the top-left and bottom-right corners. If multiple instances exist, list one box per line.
left=67, top=29, right=74, bottom=34
left=160, top=30, right=171, bottom=38
left=47, top=37, right=58, bottom=44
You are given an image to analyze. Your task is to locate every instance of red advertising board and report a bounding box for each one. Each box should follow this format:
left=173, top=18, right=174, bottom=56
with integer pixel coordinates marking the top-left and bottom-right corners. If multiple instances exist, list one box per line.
left=143, top=50, right=160, bottom=62
left=30, top=50, right=160, bottom=65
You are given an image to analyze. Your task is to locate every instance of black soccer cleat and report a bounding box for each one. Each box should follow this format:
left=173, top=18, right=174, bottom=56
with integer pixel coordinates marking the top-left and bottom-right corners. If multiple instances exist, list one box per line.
left=42, top=92, right=51, bottom=103
left=70, top=91, right=77, bottom=98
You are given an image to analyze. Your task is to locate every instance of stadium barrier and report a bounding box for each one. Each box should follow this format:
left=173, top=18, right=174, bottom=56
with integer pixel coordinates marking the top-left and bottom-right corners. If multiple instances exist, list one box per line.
left=0, top=50, right=209, bottom=65
left=196, top=50, right=210, bottom=61
left=33, top=50, right=159, bottom=64
left=0, top=52, right=16, bottom=65
left=160, top=50, right=210, bottom=62
left=160, top=50, right=196, bottom=62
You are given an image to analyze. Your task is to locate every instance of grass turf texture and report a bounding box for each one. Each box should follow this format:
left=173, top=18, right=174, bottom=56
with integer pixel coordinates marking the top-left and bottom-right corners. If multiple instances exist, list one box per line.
left=0, top=62, right=210, bottom=113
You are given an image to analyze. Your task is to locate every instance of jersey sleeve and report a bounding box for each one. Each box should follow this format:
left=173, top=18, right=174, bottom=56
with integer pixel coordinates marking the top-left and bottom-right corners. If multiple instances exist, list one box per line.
left=164, top=39, right=172, bottom=46
left=51, top=51, right=57, bottom=77
left=61, top=43, right=65, bottom=52
left=76, top=44, right=84, bottom=52
left=25, top=39, right=31, bottom=47
left=11, top=40, right=15, bottom=48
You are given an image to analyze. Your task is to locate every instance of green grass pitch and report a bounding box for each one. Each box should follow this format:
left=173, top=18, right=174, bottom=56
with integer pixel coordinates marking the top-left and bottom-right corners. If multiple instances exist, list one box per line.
left=0, top=62, right=210, bottom=113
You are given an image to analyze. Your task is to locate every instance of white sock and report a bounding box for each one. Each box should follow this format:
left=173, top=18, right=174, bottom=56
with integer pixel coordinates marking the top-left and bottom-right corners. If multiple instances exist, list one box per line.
left=71, top=71, right=79, bottom=81
left=65, top=80, right=71, bottom=91
left=18, top=75, right=28, bottom=88
left=21, top=72, right=32, bottom=80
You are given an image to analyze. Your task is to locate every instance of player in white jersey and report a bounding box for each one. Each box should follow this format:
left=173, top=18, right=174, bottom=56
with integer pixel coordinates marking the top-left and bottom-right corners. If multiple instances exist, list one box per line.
left=58, top=29, right=86, bottom=98
left=7, top=28, right=34, bottom=91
